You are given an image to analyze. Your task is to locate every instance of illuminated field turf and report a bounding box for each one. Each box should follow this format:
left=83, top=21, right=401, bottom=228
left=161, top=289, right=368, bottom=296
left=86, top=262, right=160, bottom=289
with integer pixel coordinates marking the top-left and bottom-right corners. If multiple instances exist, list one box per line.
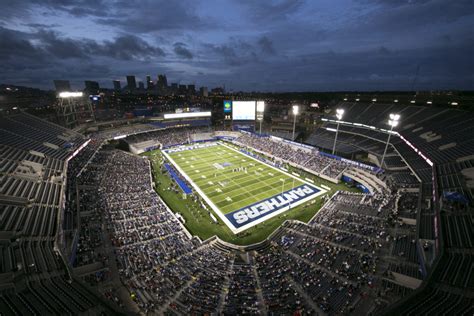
left=163, top=142, right=326, bottom=233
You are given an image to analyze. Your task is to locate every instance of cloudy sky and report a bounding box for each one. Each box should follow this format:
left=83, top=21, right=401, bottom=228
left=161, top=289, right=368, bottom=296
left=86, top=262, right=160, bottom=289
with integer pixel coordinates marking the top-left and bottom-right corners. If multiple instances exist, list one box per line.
left=0, top=0, right=473, bottom=91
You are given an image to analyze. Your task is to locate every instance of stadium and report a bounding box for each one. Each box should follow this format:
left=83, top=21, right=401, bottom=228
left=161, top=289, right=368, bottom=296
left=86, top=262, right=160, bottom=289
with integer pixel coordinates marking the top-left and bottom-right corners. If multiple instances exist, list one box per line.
left=0, top=96, right=473, bottom=316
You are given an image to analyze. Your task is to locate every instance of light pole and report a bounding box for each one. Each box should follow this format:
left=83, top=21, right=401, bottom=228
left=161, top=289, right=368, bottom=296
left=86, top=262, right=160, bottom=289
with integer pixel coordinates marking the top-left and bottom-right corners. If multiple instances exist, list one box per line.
left=332, top=109, right=344, bottom=155
left=292, top=105, right=299, bottom=140
left=381, top=113, right=400, bottom=167
left=257, top=101, right=265, bottom=135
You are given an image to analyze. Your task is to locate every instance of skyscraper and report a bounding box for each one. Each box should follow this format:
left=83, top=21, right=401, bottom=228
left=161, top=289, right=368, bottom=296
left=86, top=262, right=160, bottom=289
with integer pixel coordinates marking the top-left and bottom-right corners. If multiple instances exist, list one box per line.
left=113, top=80, right=121, bottom=91
left=187, top=84, right=195, bottom=94
left=126, top=75, right=137, bottom=91
left=84, top=80, right=100, bottom=94
left=138, top=81, right=145, bottom=90
left=157, top=74, right=168, bottom=88
left=200, top=87, right=208, bottom=97
left=146, top=75, right=153, bottom=89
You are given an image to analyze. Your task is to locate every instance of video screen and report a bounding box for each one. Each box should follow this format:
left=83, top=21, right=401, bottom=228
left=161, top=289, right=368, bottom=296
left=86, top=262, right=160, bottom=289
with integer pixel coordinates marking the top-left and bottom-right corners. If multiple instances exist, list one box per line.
left=224, top=100, right=232, bottom=113
left=232, top=101, right=256, bottom=120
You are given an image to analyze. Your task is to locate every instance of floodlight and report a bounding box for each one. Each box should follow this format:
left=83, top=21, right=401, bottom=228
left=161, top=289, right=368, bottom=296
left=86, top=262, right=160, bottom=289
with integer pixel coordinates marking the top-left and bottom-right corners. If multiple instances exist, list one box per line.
left=343, top=98, right=348, bottom=101
left=355, top=98, right=360, bottom=102
left=389, top=113, right=400, bottom=121
left=388, top=120, right=399, bottom=127
left=372, top=98, right=377, bottom=102
left=256, top=101, right=265, bottom=112
left=427, top=101, right=432, bottom=104
left=451, top=102, right=458, bottom=106
left=394, top=99, right=398, bottom=103
left=336, top=108, right=344, bottom=120
left=59, top=91, right=83, bottom=98
left=410, top=100, right=416, bottom=104
left=388, top=114, right=400, bottom=127
left=292, top=105, right=299, bottom=115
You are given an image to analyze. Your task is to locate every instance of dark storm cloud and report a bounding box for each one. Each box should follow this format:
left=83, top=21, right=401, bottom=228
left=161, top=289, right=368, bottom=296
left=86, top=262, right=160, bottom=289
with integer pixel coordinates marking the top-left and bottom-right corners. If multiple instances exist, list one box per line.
left=34, top=30, right=165, bottom=60
left=173, top=43, right=193, bottom=59
left=202, top=36, right=279, bottom=67
left=84, top=35, right=166, bottom=60
left=37, top=30, right=88, bottom=58
left=205, top=41, right=258, bottom=66
left=0, top=26, right=167, bottom=89
left=0, top=27, right=46, bottom=60
left=96, top=0, right=207, bottom=33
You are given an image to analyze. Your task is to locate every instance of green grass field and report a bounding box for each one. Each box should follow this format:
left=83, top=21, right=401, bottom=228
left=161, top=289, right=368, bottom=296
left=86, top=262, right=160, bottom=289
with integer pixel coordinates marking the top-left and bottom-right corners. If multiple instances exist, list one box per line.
left=164, top=142, right=326, bottom=233
left=171, top=143, right=307, bottom=199
left=143, top=142, right=359, bottom=245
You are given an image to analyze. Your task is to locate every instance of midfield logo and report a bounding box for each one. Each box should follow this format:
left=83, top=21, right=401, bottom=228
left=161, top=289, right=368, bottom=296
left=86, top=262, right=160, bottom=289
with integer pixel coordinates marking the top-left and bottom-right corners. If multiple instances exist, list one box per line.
left=226, top=184, right=319, bottom=228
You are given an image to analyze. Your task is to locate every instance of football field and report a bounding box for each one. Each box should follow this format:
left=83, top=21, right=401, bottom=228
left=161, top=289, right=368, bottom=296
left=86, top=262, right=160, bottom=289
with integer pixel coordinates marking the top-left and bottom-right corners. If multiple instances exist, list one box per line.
left=163, top=142, right=326, bottom=233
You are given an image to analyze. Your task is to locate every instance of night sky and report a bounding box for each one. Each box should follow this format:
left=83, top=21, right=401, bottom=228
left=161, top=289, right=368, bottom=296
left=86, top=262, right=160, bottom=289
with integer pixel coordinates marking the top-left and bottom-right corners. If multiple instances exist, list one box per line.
left=1, top=0, right=473, bottom=91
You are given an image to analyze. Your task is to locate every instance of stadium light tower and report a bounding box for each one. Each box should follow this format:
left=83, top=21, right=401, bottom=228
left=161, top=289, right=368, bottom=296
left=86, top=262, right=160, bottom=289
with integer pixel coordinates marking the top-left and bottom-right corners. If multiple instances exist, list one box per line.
left=55, top=91, right=94, bottom=128
left=381, top=113, right=400, bottom=167
left=332, top=109, right=344, bottom=155
left=292, top=105, right=299, bottom=140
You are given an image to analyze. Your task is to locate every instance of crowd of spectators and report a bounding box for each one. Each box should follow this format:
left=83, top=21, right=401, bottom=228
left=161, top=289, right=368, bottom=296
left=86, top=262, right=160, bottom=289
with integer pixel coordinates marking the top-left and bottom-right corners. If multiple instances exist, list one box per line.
left=78, top=145, right=423, bottom=314
left=68, top=129, right=429, bottom=315
left=235, top=134, right=351, bottom=180
left=250, top=192, right=420, bottom=314
left=125, top=126, right=209, bottom=148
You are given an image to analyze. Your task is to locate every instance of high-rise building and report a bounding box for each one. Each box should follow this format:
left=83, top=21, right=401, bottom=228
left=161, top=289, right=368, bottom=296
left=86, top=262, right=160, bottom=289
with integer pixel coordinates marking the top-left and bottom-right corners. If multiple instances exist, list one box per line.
left=200, top=87, right=208, bottom=97
left=146, top=75, right=153, bottom=89
left=156, top=74, right=168, bottom=94
left=138, top=82, right=145, bottom=90
left=84, top=80, right=100, bottom=94
left=113, top=80, right=121, bottom=91
left=187, top=84, right=195, bottom=94
left=53, top=80, right=71, bottom=93
left=157, top=74, right=168, bottom=88
left=126, top=75, right=137, bottom=91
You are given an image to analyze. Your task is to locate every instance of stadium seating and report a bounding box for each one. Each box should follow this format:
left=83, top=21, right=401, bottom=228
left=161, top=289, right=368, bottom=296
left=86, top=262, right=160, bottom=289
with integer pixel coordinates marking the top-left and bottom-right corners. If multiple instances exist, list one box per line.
left=0, top=112, right=116, bottom=314
left=1, top=106, right=472, bottom=315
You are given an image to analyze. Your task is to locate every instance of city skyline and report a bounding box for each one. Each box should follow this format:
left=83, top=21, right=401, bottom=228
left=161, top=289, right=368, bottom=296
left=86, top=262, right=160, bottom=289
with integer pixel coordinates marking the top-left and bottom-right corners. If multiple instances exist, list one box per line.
left=1, top=0, right=473, bottom=91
